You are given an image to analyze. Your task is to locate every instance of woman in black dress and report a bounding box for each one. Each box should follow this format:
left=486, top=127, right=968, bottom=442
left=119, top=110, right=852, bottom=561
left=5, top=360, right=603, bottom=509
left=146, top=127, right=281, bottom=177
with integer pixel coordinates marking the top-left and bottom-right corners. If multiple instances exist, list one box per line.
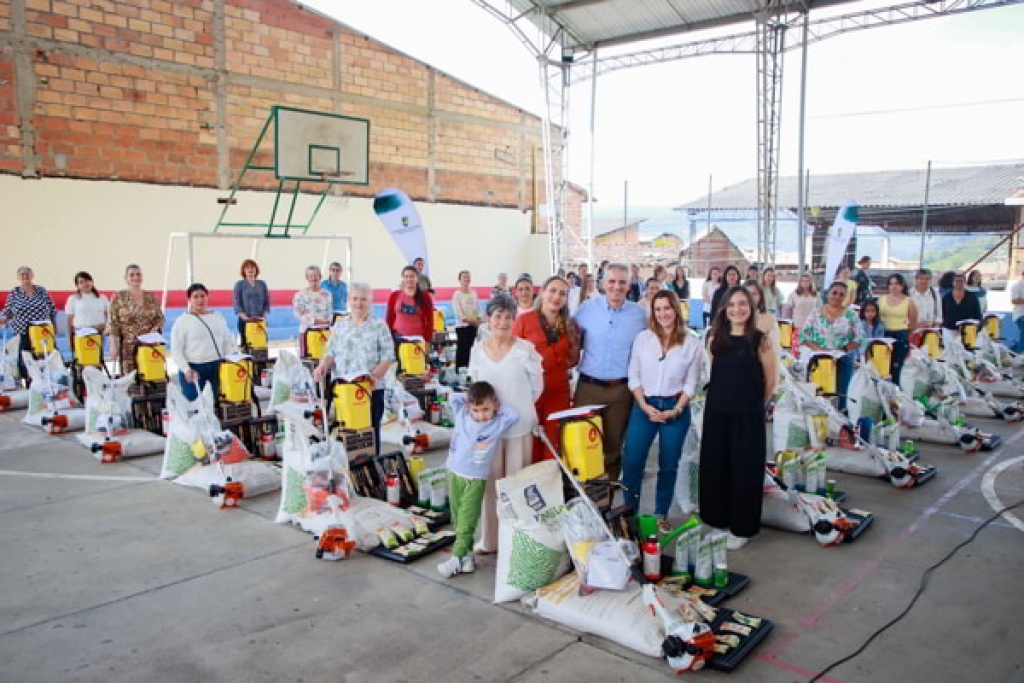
left=699, top=286, right=777, bottom=550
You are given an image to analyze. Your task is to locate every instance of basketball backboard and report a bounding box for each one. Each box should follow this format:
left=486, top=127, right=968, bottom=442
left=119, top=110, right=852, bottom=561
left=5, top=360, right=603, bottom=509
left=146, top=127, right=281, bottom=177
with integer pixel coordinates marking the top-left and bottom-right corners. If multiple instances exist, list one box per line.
left=274, top=106, right=369, bottom=185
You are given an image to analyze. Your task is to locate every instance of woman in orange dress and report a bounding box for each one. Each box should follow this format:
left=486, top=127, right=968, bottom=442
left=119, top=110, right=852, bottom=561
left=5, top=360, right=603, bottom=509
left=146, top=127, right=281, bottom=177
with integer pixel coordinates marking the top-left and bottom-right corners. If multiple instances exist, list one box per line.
left=512, top=275, right=580, bottom=462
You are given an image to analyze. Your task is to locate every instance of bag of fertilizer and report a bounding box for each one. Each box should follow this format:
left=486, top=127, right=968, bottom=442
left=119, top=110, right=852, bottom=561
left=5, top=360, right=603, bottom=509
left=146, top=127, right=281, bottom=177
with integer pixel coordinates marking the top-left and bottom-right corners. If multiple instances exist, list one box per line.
left=761, top=471, right=810, bottom=534
left=674, top=396, right=703, bottom=515
left=899, top=350, right=934, bottom=401
left=494, top=460, right=570, bottom=603
left=275, top=408, right=356, bottom=535
left=524, top=573, right=664, bottom=658
left=269, top=350, right=318, bottom=413
left=848, top=366, right=885, bottom=424
left=0, top=335, right=18, bottom=391
left=772, top=389, right=812, bottom=454
left=76, top=367, right=165, bottom=458
left=162, top=384, right=280, bottom=497
left=22, top=351, right=85, bottom=429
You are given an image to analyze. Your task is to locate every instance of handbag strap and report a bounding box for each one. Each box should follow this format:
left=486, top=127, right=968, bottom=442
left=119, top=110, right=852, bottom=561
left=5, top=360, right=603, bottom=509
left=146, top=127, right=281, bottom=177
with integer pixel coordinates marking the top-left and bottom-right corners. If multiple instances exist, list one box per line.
left=191, top=313, right=222, bottom=358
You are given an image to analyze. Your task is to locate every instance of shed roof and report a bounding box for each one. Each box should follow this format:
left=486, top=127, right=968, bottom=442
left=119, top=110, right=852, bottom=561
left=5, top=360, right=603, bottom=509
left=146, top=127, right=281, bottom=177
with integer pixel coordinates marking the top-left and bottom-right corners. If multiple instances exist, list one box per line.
left=677, top=163, right=1024, bottom=210
left=506, top=0, right=856, bottom=51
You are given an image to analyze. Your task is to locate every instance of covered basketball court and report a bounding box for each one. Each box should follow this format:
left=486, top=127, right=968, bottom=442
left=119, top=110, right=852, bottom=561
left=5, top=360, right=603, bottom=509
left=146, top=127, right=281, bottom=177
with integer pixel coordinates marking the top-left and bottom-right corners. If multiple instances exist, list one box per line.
left=472, top=0, right=1024, bottom=273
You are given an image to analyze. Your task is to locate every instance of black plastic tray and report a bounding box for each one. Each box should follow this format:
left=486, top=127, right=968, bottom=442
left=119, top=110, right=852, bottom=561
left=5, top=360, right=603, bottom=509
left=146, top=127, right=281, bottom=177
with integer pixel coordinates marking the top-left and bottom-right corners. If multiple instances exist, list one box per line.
left=707, top=607, right=775, bottom=672
left=368, top=533, right=455, bottom=564
left=655, top=556, right=751, bottom=607
left=981, top=434, right=1003, bottom=451
left=842, top=508, right=875, bottom=543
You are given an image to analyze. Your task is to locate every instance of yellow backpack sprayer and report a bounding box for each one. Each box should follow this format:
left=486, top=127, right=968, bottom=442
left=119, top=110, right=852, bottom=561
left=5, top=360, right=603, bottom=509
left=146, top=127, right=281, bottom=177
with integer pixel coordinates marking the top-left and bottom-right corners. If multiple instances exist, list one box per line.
left=218, top=354, right=254, bottom=404
left=27, top=321, right=56, bottom=359
left=433, top=310, right=446, bottom=334
left=958, top=319, right=980, bottom=351
left=73, top=328, right=104, bottom=368
left=397, top=337, right=427, bottom=376
left=983, top=313, right=1002, bottom=340
left=303, top=325, right=330, bottom=361
left=135, top=335, right=167, bottom=383
left=547, top=405, right=606, bottom=482
left=331, top=374, right=373, bottom=432
left=914, top=327, right=943, bottom=359
left=777, top=319, right=793, bottom=350
left=242, top=317, right=268, bottom=358
left=865, top=338, right=895, bottom=380
left=806, top=351, right=840, bottom=397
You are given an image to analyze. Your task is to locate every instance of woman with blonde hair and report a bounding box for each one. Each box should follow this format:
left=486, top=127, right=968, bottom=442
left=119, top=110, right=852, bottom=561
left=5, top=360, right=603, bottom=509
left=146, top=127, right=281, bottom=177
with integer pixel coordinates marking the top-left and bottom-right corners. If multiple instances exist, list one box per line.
left=108, top=264, right=163, bottom=375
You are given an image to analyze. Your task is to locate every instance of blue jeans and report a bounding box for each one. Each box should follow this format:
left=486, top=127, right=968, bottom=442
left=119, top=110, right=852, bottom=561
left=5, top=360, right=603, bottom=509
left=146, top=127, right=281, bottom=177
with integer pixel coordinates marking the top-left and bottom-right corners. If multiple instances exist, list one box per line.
left=622, top=397, right=691, bottom=516
left=1014, top=317, right=1024, bottom=353
left=179, top=360, right=220, bottom=402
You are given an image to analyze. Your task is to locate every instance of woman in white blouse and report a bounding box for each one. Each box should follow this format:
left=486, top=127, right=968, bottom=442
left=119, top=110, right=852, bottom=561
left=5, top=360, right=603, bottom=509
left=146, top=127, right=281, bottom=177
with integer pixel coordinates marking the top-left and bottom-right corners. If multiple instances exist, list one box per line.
left=451, top=269, right=479, bottom=369
left=622, top=290, right=702, bottom=518
left=170, top=283, right=237, bottom=401
left=469, top=293, right=543, bottom=553
left=64, top=271, right=109, bottom=352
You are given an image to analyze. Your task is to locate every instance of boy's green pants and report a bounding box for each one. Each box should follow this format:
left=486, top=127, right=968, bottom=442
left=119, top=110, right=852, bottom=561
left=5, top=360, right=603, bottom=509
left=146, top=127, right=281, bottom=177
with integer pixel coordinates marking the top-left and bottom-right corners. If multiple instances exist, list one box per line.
left=448, top=471, right=486, bottom=558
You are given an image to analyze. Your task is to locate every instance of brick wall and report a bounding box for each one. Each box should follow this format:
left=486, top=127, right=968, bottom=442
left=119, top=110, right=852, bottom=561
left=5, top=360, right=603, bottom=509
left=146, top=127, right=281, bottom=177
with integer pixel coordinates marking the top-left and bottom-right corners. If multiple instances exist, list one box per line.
left=0, top=0, right=561, bottom=212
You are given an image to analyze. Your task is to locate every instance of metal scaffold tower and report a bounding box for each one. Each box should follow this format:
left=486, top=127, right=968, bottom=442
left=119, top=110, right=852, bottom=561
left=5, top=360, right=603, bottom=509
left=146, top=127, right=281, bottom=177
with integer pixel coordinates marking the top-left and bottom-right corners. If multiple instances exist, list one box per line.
left=755, top=4, right=791, bottom=267
left=473, top=0, right=1024, bottom=272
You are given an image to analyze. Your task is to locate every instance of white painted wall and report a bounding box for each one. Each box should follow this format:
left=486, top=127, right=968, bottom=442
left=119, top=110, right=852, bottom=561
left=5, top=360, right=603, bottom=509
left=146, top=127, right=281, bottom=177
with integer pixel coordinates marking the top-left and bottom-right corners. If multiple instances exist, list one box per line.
left=0, top=176, right=544, bottom=293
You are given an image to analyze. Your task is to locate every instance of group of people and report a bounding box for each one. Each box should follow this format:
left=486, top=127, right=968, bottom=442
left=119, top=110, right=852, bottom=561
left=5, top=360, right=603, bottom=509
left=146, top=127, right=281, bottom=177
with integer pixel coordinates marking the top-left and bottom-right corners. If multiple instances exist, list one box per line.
left=2, top=255, right=1008, bottom=572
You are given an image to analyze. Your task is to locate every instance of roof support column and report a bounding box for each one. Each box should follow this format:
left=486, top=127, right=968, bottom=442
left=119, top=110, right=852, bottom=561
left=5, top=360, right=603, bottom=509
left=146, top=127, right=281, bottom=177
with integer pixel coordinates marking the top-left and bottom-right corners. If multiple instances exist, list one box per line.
left=755, top=7, right=788, bottom=267
left=796, top=10, right=810, bottom=275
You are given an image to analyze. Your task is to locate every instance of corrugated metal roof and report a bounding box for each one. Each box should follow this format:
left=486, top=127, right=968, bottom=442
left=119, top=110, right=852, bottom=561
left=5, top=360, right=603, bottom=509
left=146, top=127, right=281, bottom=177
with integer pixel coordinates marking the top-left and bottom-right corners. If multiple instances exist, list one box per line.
left=676, top=163, right=1024, bottom=210
left=506, top=0, right=848, bottom=50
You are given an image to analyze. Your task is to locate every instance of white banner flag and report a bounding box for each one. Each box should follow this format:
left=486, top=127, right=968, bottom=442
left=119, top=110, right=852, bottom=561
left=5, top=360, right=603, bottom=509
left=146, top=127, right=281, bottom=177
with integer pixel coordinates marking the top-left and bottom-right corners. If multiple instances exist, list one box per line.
left=373, top=188, right=429, bottom=273
left=824, top=202, right=859, bottom=290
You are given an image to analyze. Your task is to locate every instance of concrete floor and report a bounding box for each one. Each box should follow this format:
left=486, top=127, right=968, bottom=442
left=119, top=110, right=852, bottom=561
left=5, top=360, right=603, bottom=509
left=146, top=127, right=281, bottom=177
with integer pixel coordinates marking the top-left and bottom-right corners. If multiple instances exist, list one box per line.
left=1, top=408, right=1022, bottom=683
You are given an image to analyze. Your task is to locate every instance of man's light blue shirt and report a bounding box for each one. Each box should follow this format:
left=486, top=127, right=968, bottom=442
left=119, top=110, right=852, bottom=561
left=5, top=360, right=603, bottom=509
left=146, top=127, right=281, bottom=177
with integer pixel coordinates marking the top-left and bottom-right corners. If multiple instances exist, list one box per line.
left=321, top=279, right=348, bottom=313
left=574, top=295, right=646, bottom=381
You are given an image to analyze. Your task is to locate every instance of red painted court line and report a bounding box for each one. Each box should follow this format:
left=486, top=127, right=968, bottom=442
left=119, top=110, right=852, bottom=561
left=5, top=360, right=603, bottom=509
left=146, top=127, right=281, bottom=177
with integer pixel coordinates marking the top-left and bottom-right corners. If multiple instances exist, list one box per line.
left=755, top=652, right=846, bottom=683
left=769, top=429, right=1023, bottom=662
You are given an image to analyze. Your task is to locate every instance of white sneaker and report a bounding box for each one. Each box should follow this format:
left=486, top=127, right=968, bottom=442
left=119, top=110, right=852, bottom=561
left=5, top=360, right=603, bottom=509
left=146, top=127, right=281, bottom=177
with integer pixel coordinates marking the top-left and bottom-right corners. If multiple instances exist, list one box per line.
left=460, top=555, right=476, bottom=574
left=437, top=556, right=462, bottom=578
left=726, top=533, right=749, bottom=550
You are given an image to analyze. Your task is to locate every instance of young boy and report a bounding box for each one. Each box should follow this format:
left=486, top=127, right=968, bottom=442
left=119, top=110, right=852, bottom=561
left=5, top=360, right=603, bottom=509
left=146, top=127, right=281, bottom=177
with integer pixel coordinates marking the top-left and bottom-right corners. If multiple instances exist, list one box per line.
left=437, top=381, right=519, bottom=578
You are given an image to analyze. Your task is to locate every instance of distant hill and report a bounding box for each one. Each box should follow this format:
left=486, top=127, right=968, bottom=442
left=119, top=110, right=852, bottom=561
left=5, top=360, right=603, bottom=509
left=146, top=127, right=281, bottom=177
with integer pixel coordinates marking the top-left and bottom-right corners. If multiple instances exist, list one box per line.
left=590, top=204, right=997, bottom=270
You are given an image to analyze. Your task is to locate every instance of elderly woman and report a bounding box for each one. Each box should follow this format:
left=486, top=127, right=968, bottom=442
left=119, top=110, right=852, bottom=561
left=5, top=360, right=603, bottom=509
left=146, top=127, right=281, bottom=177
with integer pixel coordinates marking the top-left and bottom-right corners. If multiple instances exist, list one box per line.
left=799, top=281, right=862, bottom=409
left=64, top=271, right=109, bottom=353
left=1, top=266, right=57, bottom=380
left=108, top=264, right=164, bottom=375
left=470, top=294, right=543, bottom=553
left=512, top=275, right=579, bottom=463
left=171, top=283, right=237, bottom=401
left=314, top=282, right=396, bottom=453
left=293, top=265, right=332, bottom=356
left=232, top=259, right=271, bottom=348
left=623, top=290, right=701, bottom=518
left=386, top=265, right=435, bottom=342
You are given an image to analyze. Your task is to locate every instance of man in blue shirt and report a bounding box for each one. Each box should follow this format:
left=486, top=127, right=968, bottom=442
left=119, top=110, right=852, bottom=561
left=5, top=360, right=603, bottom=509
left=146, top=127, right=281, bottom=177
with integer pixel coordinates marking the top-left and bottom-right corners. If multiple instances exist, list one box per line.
left=574, top=263, right=647, bottom=483
left=321, top=262, right=348, bottom=317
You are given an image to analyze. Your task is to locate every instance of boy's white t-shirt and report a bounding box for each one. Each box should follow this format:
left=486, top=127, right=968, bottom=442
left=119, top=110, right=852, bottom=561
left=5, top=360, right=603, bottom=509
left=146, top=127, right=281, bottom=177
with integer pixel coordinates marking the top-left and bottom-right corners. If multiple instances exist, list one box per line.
left=64, top=294, right=110, bottom=329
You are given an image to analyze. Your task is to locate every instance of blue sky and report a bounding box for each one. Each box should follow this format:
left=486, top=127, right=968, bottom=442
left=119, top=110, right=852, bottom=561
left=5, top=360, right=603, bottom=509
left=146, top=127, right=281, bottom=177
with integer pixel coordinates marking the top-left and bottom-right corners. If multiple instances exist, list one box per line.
left=312, top=1, right=1024, bottom=209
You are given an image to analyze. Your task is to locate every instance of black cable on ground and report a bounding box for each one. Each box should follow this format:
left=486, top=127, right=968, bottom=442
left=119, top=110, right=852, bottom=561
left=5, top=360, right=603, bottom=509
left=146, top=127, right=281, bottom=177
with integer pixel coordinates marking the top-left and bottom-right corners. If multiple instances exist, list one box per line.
left=809, top=498, right=1024, bottom=683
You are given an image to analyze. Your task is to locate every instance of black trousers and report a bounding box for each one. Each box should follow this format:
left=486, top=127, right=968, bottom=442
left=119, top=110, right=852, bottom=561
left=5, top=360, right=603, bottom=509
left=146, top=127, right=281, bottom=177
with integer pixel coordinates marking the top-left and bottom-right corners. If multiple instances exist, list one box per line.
left=455, top=325, right=477, bottom=369
left=371, top=388, right=385, bottom=455
left=16, top=331, right=32, bottom=386
left=699, top=411, right=766, bottom=538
